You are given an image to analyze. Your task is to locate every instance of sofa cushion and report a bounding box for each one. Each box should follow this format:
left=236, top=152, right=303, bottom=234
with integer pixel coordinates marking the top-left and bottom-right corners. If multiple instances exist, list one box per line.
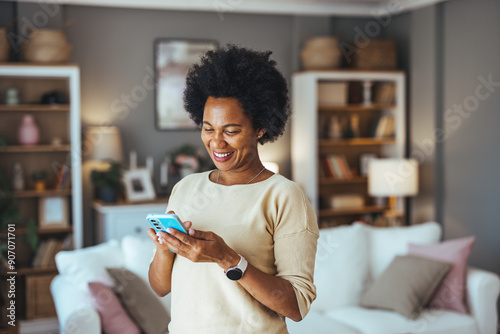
left=88, top=282, right=141, bottom=334
left=55, top=239, right=125, bottom=291
left=312, top=223, right=368, bottom=312
left=286, top=311, right=361, bottom=334
left=122, top=236, right=172, bottom=315
left=361, top=222, right=441, bottom=282
left=107, top=267, right=170, bottom=334
left=408, top=236, right=475, bottom=314
left=359, top=255, right=451, bottom=319
left=325, top=306, right=478, bottom=334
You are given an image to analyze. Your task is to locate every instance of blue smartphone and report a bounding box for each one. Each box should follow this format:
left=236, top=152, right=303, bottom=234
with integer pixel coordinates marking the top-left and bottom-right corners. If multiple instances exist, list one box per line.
left=146, top=213, right=188, bottom=234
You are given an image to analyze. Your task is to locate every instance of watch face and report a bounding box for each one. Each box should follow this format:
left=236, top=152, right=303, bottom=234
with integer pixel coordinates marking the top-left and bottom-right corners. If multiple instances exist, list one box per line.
left=226, top=268, right=243, bottom=281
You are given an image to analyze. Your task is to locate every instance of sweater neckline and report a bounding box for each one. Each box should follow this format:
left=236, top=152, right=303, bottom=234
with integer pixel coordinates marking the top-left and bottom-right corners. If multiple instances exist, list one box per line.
left=206, top=170, right=278, bottom=187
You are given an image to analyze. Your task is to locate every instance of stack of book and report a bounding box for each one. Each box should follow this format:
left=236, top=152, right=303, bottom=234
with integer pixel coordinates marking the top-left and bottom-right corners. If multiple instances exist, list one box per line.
left=32, top=238, right=65, bottom=268
left=372, top=115, right=395, bottom=138
left=320, top=155, right=353, bottom=179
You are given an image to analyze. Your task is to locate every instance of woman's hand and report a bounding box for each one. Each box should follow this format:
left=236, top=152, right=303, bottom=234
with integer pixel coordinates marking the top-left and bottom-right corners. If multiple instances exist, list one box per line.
left=159, top=226, right=240, bottom=270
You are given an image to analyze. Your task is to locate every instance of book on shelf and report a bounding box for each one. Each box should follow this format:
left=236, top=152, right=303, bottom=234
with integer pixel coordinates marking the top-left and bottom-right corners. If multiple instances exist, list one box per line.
left=32, top=238, right=64, bottom=268
left=374, top=82, right=396, bottom=105
left=321, top=155, right=353, bottom=179
left=373, top=115, right=395, bottom=138
left=54, top=164, right=71, bottom=190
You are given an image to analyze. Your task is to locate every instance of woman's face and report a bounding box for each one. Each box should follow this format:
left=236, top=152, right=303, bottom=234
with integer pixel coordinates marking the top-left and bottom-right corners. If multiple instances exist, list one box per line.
left=201, top=96, right=263, bottom=172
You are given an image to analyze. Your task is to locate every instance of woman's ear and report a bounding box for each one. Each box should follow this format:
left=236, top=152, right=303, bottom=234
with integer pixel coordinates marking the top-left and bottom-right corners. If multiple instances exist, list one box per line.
left=257, top=129, right=266, bottom=139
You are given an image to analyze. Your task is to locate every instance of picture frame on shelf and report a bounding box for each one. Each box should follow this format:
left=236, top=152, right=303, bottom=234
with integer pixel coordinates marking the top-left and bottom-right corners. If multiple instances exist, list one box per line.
left=123, top=168, right=156, bottom=202
left=154, top=38, right=218, bottom=130
left=39, top=196, right=69, bottom=230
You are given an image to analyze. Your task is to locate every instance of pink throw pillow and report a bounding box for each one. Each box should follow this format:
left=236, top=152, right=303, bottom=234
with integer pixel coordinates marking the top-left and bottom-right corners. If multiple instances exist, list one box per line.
left=408, top=236, right=475, bottom=314
left=88, top=282, right=141, bottom=334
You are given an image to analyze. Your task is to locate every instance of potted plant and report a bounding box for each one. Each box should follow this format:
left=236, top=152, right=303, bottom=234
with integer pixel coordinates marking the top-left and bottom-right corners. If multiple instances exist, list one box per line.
left=0, top=167, right=38, bottom=268
left=90, top=162, right=123, bottom=204
left=31, top=170, right=47, bottom=191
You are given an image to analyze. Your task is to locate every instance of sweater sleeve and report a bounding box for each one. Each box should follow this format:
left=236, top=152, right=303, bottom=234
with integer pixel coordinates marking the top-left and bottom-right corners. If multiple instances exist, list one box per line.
left=273, top=182, right=319, bottom=320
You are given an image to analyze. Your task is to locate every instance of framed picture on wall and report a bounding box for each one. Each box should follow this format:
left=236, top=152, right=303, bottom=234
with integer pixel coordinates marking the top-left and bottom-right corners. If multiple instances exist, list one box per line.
left=154, top=38, right=218, bottom=130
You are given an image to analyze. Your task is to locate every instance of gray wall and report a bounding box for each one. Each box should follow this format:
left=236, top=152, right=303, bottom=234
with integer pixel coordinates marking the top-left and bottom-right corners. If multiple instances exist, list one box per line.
left=441, top=0, right=500, bottom=313
left=408, top=0, right=500, bottom=316
left=64, top=5, right=295, bottom=178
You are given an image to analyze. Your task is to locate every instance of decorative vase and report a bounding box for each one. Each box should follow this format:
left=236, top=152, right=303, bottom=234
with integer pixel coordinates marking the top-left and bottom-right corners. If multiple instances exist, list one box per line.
left=179, top=166, right=195, bottom=178
left=100, top=187, right=118, bottom=204
left=18, top=114, right=40, bottom=145
left=34, top=180, right=46, bottom=191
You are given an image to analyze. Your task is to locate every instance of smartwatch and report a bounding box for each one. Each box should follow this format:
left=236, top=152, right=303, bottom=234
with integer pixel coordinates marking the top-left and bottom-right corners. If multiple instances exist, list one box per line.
left=225, top=255, right=248, bottom=281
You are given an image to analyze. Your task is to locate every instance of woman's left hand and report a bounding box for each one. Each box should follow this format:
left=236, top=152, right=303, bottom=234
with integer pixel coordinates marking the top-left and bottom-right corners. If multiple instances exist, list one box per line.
left=158, top=227, right=240, bottom=270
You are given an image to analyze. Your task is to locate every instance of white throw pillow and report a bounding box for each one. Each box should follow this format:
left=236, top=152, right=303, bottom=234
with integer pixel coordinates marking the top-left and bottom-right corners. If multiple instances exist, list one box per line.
left=55, top=239, right=125, bottom=291
left=361, top=222, right=441, bottom=282
left=312, top=224, right=368, bottom=312
left=122, top=235, right=156, bottom=282
left=121, top=235, right=172, bottom=316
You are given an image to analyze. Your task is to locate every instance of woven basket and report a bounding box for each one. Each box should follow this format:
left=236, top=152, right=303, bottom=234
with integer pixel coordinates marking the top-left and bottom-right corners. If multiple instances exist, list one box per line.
left=21, top=28, right=72, bottom=63
left=0, top=28, right=10, bottom=62
left=301, top=36, right=341, bottom=70
left=352, top=40, right=397, bottom=70
left=26, top=29, right=68, bottom=47
left=21, top=44, right=72, bottom=63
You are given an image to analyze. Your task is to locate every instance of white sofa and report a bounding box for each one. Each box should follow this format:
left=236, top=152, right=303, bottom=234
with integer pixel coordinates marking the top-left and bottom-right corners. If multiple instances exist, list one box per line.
left=51, top=222, right=500, bottom=334
left=286, top=222, right=500, bottom=334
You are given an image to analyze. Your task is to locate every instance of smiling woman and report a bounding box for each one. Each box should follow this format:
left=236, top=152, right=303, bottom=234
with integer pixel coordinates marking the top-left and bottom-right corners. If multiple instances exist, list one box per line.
left=147, top=44, right=319, bottom=334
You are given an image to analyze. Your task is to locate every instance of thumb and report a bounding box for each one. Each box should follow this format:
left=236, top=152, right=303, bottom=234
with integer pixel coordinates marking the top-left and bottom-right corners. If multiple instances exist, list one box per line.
left=188, top=228, right=213, bottom=240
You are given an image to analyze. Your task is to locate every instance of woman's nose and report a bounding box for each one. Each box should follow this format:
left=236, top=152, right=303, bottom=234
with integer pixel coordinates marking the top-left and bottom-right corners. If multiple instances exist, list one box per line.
left=211, top=132, right=226, bottom=149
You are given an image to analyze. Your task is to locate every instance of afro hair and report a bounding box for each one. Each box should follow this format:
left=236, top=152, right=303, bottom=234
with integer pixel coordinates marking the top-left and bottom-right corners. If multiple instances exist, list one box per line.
left=183, top=44, right=290, bottom=144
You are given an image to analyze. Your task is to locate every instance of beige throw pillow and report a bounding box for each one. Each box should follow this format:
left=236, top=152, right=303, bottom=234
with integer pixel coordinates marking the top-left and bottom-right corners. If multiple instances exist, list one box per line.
left=359, top=255, right=451, bottom=319
left=107, top=267, right=170, bottom=334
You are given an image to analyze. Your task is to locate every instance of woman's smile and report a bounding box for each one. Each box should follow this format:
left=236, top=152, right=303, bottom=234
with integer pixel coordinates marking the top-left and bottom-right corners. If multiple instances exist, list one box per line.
left=213, top=151, right=234, bottom=162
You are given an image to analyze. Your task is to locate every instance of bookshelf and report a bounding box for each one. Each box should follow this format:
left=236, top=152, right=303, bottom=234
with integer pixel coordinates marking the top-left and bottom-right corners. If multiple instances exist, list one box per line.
left=291, top=70, right=406, bottom=228
left=0, top=64, right=82, bottom=325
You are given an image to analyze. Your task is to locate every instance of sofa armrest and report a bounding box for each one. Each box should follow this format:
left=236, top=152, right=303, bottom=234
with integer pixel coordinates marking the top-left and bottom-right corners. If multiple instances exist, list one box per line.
left=466, top=267, right=500, bottom=334
left=50, top=275, right=101, bottom=334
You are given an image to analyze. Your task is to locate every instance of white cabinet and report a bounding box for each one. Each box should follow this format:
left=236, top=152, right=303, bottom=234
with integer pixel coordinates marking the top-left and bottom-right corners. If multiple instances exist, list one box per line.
left=93, top=200, right=168, bottom=243
left=291, top=70, right=406, bottom=227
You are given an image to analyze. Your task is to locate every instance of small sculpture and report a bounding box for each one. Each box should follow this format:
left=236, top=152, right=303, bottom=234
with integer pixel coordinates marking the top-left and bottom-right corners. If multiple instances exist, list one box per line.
left=5, top=87, right=20, bottom=106
left=12, top=162, right=25, bottom=191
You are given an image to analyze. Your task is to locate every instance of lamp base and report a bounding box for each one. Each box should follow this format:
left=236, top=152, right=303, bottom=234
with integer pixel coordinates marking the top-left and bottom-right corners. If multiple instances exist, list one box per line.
left=383, top=196, right=404, bottom=226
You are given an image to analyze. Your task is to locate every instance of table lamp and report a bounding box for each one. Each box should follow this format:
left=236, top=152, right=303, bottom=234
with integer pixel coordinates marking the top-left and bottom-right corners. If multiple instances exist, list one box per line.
left=84, top=126, right=124, bottom=163
left=263, top=161, right=280, bottom=174
left=368, top=158, right=418, bottom=226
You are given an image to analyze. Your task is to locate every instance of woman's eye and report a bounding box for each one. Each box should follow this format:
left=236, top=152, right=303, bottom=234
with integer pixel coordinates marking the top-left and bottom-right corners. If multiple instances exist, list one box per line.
left=225, top=130, right=239, bottom=135
left=203, top=128, right=213, bottom=132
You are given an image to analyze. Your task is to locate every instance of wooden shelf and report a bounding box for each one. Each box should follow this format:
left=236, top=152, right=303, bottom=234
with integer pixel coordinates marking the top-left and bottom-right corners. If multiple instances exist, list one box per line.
left=2, top=266, right=58, bottom=276
left=14, top=189, right=72, bottom=198
left=0, top=145, right=71, bottom=153
left=38, top=226, right=73, bottom=234
left=319, top=205, right=386, bottom=217
left=0, top=104, right=70, bottom=112
left=319, top=103, right=396, bottom=112
left=318, top=138, right=396, bottom=147
left=319, top=177, right=367, bottom=185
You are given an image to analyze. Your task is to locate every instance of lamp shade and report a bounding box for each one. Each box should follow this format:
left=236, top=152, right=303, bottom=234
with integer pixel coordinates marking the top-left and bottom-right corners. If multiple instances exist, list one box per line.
left=368, top=159, right=418, bottom=197
left=84, top=126, right=123, bottom=163
left=263, top=161, right=279, bottom=174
